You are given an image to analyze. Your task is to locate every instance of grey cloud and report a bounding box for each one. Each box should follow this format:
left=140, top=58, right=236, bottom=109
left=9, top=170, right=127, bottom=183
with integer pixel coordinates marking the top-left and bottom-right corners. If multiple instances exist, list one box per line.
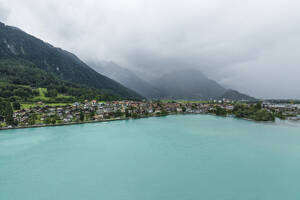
left=1, top=0, right=300, bottom=98
left=0, top=2, right=9, bottom=21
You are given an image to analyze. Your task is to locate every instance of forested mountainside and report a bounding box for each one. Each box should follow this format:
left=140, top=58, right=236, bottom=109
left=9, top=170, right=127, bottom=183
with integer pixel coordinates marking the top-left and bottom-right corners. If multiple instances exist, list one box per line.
left=0, top=22, right=143, bottom=100
left=0, top=59, right=124, bottom=102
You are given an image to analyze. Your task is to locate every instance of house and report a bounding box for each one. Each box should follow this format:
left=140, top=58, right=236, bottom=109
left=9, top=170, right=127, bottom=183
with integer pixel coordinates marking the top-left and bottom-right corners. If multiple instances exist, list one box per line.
left=225, top=105, right=234, bottom=111
left=73, top=102, right=80, bottom=107
left=63, top=118, right=71, bottom=123
left=176, top=108, right=183, bottom=112
left=94, top=114, right=104, bottom=120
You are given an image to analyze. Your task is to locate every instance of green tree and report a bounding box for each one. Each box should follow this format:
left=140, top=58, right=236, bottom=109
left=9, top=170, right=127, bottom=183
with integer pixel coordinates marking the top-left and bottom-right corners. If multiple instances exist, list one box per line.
left=13, top=102, right=21, bottom=110
left=13, top=88, right=30, bottom=98
left=80, top=110, right=84, bottom=121
left=2, top=90, right=13, bottom=98
left=46, top=89, right=58, bottom=97
left=125, top=109, right=130, bottom=118
left=44, top=118, right=52, bottom=124
left=255, top=102, right=262, bottom=110
left=90, top=110, right=95, bottom=118
left=28, top=114, right=37, bottom=125
left=131, top=113, right=140, bottom=119
left=0, top=101, right=15, bottom=126
left=161, top=110, right=168, bottom=116
left=114, top=109, right=122, bottom=117
left=215, top=106, right=227, bottom=116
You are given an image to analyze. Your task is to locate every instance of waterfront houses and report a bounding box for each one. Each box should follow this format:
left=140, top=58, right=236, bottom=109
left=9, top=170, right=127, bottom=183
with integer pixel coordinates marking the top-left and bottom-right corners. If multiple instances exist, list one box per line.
left=0, top=100, right=299, bottom=129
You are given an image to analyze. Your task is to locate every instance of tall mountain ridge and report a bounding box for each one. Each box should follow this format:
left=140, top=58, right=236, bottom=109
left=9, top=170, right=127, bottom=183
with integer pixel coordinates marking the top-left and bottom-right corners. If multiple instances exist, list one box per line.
left=91, top=62, right=256, bottom=101
left=219, top=90, right=257, bottom=101
left=0, top=22, right=142, bottom=100
left=151, top=69, right=226, bottom=100
left=88, top=61, right=161, bottom=98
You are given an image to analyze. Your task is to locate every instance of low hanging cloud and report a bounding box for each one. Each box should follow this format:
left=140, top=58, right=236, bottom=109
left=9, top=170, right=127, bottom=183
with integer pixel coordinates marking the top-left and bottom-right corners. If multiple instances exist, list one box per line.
left=0, top=2, right=9, bottom=21
left=1, top=0, right=300, bottom=99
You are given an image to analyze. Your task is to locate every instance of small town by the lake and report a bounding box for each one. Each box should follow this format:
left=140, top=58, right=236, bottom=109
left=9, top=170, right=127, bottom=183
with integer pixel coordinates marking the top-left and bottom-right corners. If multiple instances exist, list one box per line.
left=1, top=99, right=300, bottom=130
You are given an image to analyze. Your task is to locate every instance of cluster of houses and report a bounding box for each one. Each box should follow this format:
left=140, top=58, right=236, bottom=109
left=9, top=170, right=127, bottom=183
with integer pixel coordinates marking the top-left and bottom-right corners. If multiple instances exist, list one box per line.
left=6, top=100, right=235, bottom=127
left=262, top=102, right=300, bottom=110
left=262, top=102, right=300, bottom=120
left=1, top=100, right=299, bottom=129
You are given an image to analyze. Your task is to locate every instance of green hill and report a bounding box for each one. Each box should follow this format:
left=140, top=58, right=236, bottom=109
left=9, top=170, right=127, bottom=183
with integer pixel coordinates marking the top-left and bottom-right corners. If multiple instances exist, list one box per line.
left=151, top=69, right=226, bottom=100
left=0, top=22, right=142, bottom=101
left=219, top=89, right=257, bottom=101
left=0, top=59, right=125, bottom=102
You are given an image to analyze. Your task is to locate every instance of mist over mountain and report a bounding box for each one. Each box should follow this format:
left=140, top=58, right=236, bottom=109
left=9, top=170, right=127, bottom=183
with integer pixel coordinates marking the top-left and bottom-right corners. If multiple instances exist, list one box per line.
left=150, top=69, right=256, bottom=100
left=150, top=69, right=226, bottom=100
left=89, top=61, right=256, bottom=100
left=219, top=90, right=256, bottom=101
left=89, top=61, right=160, bottom=98
left=0, top=22, right=142, bottom=100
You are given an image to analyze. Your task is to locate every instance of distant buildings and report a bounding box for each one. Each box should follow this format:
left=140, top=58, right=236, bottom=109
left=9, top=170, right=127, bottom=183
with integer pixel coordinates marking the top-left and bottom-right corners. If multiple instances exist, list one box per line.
left=1, top=100, right=299, bottom=129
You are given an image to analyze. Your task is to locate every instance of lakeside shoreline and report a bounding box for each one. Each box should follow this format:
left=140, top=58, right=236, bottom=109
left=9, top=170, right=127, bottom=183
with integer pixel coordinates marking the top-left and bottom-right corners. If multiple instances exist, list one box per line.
left=1, top=114, right=181, bottom=131
left=1, top=100, right=299, bottom=131
left=0, top=113, right=291, bottom=132
left=0, top=116, right=131, bottom=131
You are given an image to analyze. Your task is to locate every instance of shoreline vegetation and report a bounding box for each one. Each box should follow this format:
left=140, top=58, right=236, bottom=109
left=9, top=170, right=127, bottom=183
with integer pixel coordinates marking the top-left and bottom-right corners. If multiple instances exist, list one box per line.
left=0, top=114, right=259, bottom=131
left=0, top=113, right=293, bottom=132
left=1, top=99, right=299, bottom=131
left=0, top=113, right=202, bottom=131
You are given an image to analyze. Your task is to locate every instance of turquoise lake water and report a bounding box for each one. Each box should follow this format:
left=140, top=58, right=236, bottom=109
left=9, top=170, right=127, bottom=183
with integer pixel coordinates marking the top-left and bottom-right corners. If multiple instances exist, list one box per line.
left=1, top=115, right=300, bottom=200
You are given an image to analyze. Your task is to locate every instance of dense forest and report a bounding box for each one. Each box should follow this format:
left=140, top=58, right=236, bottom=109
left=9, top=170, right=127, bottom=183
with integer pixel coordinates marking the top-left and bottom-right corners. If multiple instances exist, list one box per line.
left=0, top=98, right=15, bottom=126
left=0, top=22, right=142, bottom=100
left=0, top=59, right=123, bottom=103
left=209, top=102, right=290, bottom=122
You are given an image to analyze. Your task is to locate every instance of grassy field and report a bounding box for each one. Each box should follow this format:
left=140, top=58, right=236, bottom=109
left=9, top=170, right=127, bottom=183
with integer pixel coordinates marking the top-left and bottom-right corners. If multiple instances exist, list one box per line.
left=160, top=99, right=210, bottom=103
left=21, top=103, right=72, bottom=109
left=31, top=88, right=50, bottom=101
left=38, top=88, right=47, bottom=97
left=30, top=88, right=75, bottom=102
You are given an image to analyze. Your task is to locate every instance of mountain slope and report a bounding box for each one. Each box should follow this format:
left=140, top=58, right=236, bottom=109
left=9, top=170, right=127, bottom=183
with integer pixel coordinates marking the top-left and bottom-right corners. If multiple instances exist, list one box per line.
left=0, top=59, right=125, bottom=102
left=0, top=22, right=142, bottom=100
left=89, top=63, right=256, bottom=101
left=151, top=69, right=226, bottom=100
left=89, top=61, right=160, bottom=98
left=219, top=89, right=257, bottom=101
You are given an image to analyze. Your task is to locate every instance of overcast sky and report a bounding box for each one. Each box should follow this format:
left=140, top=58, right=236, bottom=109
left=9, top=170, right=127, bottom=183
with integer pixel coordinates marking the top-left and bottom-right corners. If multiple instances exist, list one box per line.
left=0, top=0, right=300, bottom=99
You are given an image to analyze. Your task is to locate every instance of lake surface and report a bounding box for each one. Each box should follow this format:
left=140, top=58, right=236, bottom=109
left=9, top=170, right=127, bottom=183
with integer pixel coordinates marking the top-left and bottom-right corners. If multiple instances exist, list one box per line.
left=1, top=115, right=300, bottom=200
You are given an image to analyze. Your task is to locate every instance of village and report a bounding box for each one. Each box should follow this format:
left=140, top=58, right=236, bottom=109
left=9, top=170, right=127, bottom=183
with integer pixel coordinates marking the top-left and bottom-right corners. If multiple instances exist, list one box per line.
left=1, top=100, right=300, bottom=129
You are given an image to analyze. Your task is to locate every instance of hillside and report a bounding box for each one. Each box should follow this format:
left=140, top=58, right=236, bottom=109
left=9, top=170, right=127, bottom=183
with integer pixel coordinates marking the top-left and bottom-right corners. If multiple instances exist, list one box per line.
left=89, top=61, right=160, bottom=98
left=219, top=89, right=257, bottom=101
left=151, top=69, right=226, bottom=100
left=89, top=63, right=256, bottom=101
left=0, top=22, right=142, bottom=100
left=0, top=59, right=124, bottom=102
